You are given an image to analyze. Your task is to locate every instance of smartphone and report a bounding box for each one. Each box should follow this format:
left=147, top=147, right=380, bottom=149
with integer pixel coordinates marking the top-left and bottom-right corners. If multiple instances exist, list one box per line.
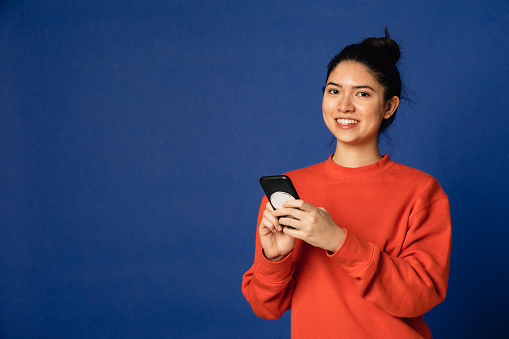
left=259, top=175, right=300, bottom=210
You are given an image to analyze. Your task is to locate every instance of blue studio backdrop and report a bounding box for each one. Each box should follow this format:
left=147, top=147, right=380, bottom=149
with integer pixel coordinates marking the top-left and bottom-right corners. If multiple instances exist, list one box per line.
left=1, top=0, right=508, bottom=338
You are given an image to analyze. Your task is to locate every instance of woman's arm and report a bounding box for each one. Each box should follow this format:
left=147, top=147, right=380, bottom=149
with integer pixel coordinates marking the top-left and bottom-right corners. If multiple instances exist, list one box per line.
left=328, top=197, right=451, bottom=317
left=241, top=198, right=297, bottom=319
left=274, top=196, right=451, bottom=318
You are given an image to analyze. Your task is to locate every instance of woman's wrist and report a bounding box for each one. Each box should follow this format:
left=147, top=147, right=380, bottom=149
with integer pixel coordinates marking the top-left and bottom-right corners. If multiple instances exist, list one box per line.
left=326, top=227, right=346, bottom=254
left=263, top=249, right=289, bottom=262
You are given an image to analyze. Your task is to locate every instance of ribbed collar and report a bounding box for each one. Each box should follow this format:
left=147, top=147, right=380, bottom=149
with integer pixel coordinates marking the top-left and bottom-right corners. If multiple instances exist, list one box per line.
left=322, top=154, right=394, bottom=179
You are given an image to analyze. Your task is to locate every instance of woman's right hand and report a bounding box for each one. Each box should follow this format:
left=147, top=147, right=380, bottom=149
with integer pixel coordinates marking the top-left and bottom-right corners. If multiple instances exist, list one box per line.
left=259, top=202, right=296, bottom=262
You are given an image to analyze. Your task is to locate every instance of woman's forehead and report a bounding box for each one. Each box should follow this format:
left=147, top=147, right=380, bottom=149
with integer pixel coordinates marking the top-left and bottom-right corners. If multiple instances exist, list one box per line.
left=327, top=61, right=381, bottom=87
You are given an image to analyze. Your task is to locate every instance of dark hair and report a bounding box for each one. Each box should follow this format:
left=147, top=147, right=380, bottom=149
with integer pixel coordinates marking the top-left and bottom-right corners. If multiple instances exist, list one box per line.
left=325, top=28, right=402, bottom=133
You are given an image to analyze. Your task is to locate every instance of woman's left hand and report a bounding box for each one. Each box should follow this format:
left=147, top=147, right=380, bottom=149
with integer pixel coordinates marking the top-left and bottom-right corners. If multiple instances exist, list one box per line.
left=273, top=200, right=346, bottom=253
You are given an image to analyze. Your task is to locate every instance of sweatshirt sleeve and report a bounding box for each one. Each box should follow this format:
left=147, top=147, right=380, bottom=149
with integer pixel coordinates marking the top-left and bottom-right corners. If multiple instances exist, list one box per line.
left=328, top=194, right=451, bottom=318
left=241, top=198, right=296, bottom=320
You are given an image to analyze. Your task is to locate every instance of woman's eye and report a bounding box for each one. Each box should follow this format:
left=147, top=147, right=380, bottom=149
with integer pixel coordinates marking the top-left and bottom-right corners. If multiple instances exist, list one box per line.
left=328, top=89, right=339, bottom=95
left=358, top=92, right=370, bottom=97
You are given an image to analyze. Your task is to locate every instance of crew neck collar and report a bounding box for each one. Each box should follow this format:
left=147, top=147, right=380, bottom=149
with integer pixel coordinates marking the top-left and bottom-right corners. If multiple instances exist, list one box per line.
left=323, top=154, right=393, bottom=179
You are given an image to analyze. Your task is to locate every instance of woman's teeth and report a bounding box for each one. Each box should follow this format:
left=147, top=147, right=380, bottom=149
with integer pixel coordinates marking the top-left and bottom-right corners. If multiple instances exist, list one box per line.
left=336, top=119, right=359, bottom=125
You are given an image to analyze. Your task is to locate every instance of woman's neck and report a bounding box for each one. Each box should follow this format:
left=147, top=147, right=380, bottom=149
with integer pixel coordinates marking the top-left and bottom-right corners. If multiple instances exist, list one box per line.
left=332, top=142, right=382, bottom=168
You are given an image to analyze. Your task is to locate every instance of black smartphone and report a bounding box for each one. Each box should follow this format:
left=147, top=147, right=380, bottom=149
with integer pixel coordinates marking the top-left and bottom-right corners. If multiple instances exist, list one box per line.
left=259, top=175, right=300, bottom=210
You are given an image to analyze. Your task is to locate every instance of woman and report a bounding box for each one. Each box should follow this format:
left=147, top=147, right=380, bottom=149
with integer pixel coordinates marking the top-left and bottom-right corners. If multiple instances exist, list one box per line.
left=242, top=30, right=451, bottom=339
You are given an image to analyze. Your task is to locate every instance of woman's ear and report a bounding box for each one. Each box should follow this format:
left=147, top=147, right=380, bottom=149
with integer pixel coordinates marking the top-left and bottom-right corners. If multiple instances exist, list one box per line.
left=383, top=96, right=400, bottom=119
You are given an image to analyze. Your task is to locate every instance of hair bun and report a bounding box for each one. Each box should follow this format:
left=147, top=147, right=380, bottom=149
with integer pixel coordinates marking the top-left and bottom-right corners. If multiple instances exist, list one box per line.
left=360, top=27, right=401, bottom=64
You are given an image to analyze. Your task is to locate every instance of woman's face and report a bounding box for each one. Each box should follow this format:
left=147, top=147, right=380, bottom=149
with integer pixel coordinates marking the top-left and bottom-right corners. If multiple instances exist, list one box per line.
left=322, top=61, right=398, bottom=149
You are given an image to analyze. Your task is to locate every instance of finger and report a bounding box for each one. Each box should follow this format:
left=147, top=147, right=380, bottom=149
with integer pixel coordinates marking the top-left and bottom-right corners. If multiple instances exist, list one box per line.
left=278, top=216, right=299, bottom=229
left=282, top=223, right=301, bottom=237
left=264, top=208, right=279, bottom=222
left=260, top=218, right=282, bottom=233
left=266, top=202, right=275, bottom=212
left=273, top=207, right=306, bottom=220
left=260, top=218, right=274, bottom=232
left=282, top=199, right=313, bottom=212
left=264, top=209, right=282, bottom=231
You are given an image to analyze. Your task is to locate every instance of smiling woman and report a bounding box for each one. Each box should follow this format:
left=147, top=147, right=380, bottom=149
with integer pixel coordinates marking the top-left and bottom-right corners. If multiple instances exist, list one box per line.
left=322, top=61, right=400, bottom=166
left=242, top=29, right=452, bottom=339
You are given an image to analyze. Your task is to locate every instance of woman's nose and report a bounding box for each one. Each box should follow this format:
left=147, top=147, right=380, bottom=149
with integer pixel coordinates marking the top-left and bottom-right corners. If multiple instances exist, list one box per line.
left=338, top=95, right=354, bottom=112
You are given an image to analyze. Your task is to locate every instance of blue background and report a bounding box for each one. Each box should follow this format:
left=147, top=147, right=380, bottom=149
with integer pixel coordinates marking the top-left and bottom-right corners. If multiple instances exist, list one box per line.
left=1, top=0, right=508, bottom=337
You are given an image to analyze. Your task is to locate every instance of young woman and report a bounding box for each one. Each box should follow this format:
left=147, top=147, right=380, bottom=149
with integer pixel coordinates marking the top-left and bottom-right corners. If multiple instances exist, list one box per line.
left=242, top=30, right=451, bottom=339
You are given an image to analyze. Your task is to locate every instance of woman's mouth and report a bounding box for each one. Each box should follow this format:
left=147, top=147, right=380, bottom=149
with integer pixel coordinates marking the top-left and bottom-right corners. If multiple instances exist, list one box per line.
left=336, top=118, right=359, bottom=125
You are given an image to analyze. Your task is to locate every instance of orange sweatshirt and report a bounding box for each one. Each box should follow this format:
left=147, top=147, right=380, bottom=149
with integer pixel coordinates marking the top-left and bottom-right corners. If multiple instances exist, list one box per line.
left=242, top=155, right=451, bottom=339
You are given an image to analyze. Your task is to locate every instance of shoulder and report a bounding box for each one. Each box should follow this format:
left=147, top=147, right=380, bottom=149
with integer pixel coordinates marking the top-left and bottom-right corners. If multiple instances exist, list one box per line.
left=391, top=164, right=452, bottom=227
left=390, top=162, right=441, bottom=185
left=285, top=161, right=325, bottom=177
left=270, top=159, right=331, bottom=196
left=283, top=159, right=328, bottom=184
left=389, top=161, right=448, bottom=202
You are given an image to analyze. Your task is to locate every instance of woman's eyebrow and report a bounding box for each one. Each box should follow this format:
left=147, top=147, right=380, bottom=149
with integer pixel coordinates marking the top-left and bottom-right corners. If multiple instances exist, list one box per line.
left=325, top=82, right=376, bottom=92
left=354, top=85, right=376, bottom=91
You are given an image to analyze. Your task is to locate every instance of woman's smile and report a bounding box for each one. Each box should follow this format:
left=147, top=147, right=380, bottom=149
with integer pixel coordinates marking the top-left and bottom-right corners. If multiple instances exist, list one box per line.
left=335, top=118, right=360, bottom=128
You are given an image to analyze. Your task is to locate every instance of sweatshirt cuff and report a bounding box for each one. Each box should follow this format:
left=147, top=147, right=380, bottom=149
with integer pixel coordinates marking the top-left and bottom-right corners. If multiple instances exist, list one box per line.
left=327, top=229, right=375, bottom=275
left=255, top=250, right=294, bottom=283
